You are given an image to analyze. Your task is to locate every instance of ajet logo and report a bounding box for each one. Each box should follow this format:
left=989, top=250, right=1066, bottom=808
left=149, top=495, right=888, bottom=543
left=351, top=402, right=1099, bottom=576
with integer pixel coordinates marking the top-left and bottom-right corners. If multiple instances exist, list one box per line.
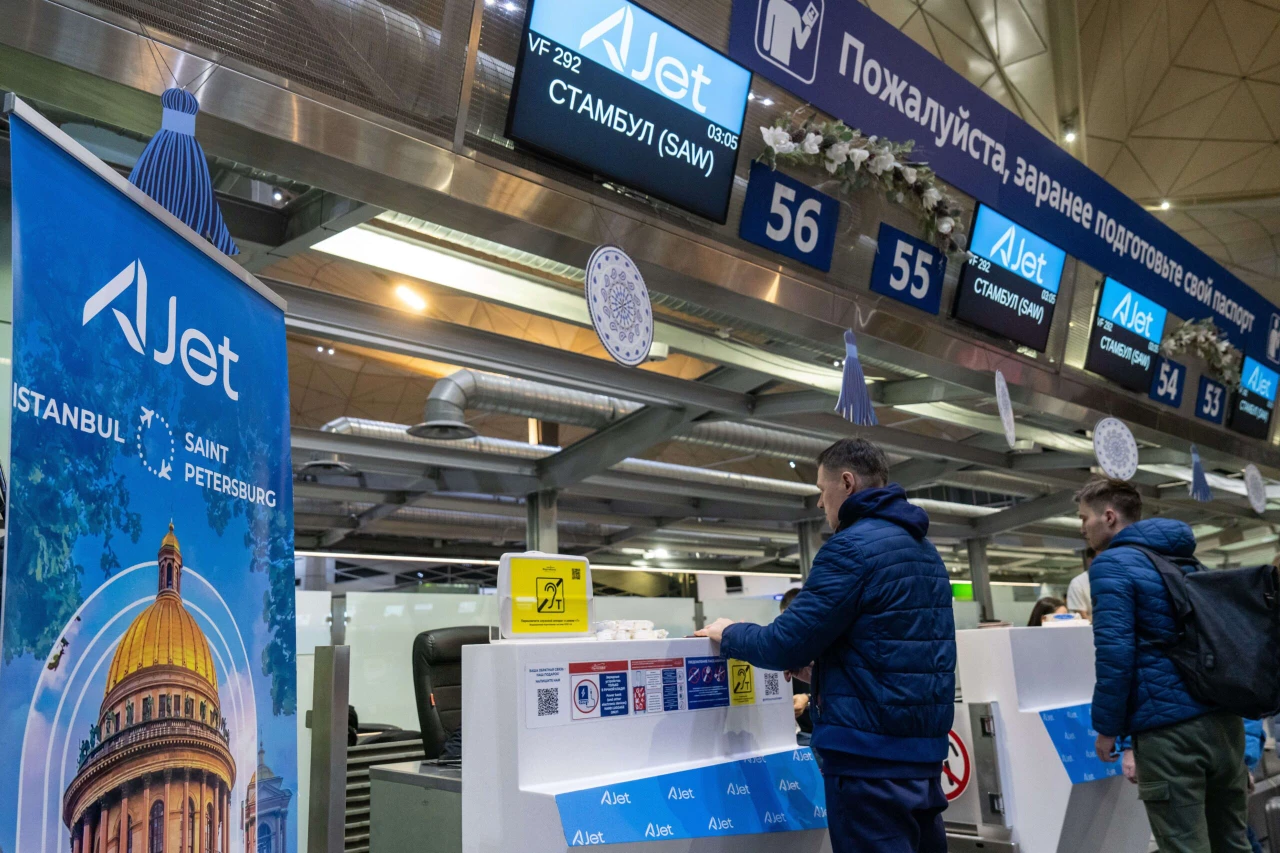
left=84, top=260, right=242, bottom=401
left=599, top=790, right=631, bottom=805
left=667, top=786, right=695, bottom=800
left=579, top=5, right=715, bottom=114
left=570, top=829, right=606, bottom=846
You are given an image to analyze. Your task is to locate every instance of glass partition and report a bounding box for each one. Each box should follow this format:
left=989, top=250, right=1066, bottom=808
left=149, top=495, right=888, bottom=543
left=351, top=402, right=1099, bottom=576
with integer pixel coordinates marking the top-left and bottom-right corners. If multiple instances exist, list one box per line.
left=593, top=597, right=697, bottom=637
left=702, top=597, right=784, bottom=627
left=344, top=593, right=497, bottom=731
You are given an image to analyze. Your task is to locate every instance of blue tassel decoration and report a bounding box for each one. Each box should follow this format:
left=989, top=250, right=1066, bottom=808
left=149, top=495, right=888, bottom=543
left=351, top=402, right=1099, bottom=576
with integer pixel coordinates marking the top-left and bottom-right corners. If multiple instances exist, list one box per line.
left=1189, top=444, right=1212, bottom=502
left=129, top=88, right=238, bottom=256
left=835, top=330, right=878, bottom=426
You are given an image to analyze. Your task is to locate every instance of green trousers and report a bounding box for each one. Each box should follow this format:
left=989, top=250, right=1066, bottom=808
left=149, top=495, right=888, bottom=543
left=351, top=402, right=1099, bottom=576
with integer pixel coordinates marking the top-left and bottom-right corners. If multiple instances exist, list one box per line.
left=1133, top=712, right=1252, bottom=853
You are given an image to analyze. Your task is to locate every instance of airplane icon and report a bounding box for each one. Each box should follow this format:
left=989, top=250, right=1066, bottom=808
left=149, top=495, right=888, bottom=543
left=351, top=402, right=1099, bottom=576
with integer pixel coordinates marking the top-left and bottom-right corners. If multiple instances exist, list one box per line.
left=158, top=460, right=172, bottom=480
left=140, top=407, right=155, bottom=427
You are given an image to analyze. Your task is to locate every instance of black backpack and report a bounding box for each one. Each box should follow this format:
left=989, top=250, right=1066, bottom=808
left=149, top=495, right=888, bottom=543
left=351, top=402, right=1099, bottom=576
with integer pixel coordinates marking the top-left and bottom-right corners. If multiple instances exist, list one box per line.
left=1117, top=544, right=1280, bottom=718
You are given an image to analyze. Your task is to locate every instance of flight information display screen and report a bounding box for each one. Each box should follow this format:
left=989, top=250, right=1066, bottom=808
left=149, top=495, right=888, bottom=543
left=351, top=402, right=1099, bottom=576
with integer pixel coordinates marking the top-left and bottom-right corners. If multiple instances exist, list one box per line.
left=506, top=0, right=753, bottom=223
left=1084, top=277, right=1168, bottom=393
left=1229, top=356, right=1278, bottom=440
left=953, top=205, right=1066, bottom=352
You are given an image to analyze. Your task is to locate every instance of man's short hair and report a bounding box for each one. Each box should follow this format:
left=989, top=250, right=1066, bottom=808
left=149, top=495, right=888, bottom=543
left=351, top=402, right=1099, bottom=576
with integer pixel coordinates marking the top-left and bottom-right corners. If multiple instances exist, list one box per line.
left=816, top=438, right=889, bottom=488
left=780, top=587, right=801, bottom=611
left=1075, top=477, right=1143, bottom=523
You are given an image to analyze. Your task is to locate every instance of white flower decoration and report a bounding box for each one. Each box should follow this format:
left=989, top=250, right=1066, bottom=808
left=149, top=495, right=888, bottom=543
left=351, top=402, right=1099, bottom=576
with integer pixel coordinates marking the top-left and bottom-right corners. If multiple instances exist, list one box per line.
left=937, top=216, right=955, bottom=235
left=921, top=187, right=942, bottom=210
left=900, top=166, right=918, bottom=185
left=849, top=148, right=871, bottom=170
left=761, top=126, right=797, bottom=154
left=869, top=152, right=896, bottom=175
left=802, top=133, right=823, bottom=155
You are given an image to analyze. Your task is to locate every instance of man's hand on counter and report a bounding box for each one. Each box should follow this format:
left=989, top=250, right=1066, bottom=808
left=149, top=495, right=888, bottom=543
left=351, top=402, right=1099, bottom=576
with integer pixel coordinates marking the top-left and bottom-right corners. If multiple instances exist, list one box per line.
left=1096, top=734, right=1118, bottom=763
left=695, top=618, right=737, bottom=643
left=793, top=693, right=810, bottom=719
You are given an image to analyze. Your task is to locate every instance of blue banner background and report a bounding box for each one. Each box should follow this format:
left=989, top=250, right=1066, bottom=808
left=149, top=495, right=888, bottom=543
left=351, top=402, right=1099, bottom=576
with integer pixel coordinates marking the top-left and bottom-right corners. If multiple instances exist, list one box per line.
left=1039, top=704, right=1123, bottom=785
left=0, top=112, right=296, bottom=853
left=556, top=748, right=827, bottom=845
left=730, top=0, right=1280, bottom=363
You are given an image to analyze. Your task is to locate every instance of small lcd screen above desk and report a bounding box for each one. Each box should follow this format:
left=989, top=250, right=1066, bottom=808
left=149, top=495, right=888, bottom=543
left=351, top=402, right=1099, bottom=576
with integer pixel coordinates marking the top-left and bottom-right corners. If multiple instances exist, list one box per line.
left=1083, top=277, right=1167, bottom=393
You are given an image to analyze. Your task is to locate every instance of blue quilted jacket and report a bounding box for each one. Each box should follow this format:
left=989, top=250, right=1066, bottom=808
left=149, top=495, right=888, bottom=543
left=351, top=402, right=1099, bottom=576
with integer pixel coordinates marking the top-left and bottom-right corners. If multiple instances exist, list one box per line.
left=721, top=486, right=956, bottom=768
left=1090, top=519, right=1214, bottom=737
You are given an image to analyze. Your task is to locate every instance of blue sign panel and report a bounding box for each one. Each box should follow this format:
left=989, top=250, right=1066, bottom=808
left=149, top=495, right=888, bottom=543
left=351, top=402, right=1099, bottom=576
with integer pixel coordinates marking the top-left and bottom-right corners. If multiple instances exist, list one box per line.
left=1196, top=376, right=1227, bottom=424
left=510, top=0, right=752, bottom=222
left=868, top=223, right=946, bottom=314
left=740, top=162, right=839, bottom=271
left=1230, top=356, right=1277, bottom=439
left=1085, top=278, right=1167, bottom=393
left=1039, top=704, right=1123, bottom=785
left=969, top=205, right=1066, bottom=293
left=0, top=108, right=297, bottom=853
left=685, top=656, right=731, bottom=710
left=729, top=0, right=1280, bottom=363
left=556, top=748, right=827, bottom=846
left=1148, top=357, right=1186, bottom=409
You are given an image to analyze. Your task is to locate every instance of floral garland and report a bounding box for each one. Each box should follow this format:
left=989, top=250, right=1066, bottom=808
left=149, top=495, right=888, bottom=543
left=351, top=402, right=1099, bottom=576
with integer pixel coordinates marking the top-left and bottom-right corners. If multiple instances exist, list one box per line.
left=758, top=115, right=966, bottom=253
left=1160, top=318, right=1243, bottom=387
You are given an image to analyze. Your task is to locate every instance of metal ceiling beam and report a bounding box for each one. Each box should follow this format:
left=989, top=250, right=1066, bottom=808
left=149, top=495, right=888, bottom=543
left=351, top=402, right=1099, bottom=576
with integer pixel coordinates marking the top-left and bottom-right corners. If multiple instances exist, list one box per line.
left=756, top=412, right=1011, bottom=469
left=873, top=378, right=984, bottom=406
left=276, top=281, right=753, bottom=416
left=892, top=459, right=971, bottom=490
left=751, top=390, right=835, bottom=417
left=969, top=490, right=1079, bottom=537
left=537, top=368, right=767, bottom=490
left=319, top=476, right=436, bottom=547
left=242, top=191, right=382, bottom=272
left=1010, top=452, right=1094, bottom=471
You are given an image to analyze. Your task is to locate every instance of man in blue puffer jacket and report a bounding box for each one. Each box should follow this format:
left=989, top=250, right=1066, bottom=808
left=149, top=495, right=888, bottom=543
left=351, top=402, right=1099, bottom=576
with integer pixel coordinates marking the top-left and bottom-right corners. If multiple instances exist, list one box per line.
left=697, top=438, right=956, bottom=853
left=1079, top=477, right=1251, bottom=853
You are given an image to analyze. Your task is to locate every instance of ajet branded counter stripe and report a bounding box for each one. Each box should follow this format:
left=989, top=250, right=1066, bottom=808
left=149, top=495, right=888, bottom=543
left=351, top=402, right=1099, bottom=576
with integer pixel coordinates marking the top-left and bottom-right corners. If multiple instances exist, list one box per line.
left=1084, top=278, right=1168, bottom=393
left=1229, top=356, right=1279, bottom=440
left=953, top=205, right=1066, bottom=352
left=555, top=748, right=827, bottom=846
left=506, top=0, right=752, bottom=223
left=1039, top=703, right=1124, bottom=785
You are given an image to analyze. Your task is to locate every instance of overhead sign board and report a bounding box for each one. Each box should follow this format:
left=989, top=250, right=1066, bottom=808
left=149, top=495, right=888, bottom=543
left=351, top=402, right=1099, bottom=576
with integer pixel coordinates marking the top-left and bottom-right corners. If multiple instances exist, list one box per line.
left=1229, top=356, right=1278, bottom=440
left=739, top=162, right=839, bottom=270
left=728, top=0, right=1280, bottom=364
left=1084, top=277, right=1168, bottom=393
left=508, top=0, right=752, bottom=223
left=953, top=206, right=1063, bottom=352
left=869, top=223, right=946, bottom=315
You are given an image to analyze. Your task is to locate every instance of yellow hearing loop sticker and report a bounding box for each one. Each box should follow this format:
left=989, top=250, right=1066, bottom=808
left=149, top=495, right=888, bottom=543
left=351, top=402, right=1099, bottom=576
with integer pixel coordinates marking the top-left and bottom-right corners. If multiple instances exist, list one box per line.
left=728, top=659, right=755, bottom=706
left=507, top=555, right=590, bottom=634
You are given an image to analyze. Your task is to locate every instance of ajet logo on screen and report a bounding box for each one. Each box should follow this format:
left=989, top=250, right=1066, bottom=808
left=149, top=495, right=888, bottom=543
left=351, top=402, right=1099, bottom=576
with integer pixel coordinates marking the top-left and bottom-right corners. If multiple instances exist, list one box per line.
left=579, top=6, right=715, bottom=114
left=970, top=205, right=1067, bottom=293
left=82, top=259, right=242, bottom=401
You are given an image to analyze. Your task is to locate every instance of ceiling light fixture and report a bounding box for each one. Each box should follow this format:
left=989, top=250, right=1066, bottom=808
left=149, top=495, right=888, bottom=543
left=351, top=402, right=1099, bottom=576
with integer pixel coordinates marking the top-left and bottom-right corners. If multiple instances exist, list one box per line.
left=1160, top=201, right=1171, bottom=211
left=272, top=189, right=284, bottom=202
left=761, top=97, right=775, bottom=107
left=395, top=284, right=427, bottom=312
left=1063, top=131, right=1076, bottom=144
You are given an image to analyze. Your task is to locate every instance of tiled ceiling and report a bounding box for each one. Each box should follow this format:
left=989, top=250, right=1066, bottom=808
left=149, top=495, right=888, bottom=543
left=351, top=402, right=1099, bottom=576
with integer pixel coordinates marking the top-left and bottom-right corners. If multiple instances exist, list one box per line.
left=1078, top=0, right=1280, bottom=300
left=861, top=0, right=1063, bottom=137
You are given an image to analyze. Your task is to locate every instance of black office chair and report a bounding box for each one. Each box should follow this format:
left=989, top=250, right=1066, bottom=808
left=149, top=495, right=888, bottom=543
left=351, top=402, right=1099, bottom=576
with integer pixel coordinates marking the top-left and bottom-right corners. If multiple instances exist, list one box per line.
left=412, top=626, right=490, bottom=759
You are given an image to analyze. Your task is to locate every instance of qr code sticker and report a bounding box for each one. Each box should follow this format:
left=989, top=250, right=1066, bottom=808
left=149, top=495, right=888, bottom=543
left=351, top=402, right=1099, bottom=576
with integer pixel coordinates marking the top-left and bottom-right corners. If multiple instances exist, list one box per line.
left=537, top=688, right=559, bottom=717
left=764, top=672, right=780, bottom=697
left=572, top=568, right=582, bottom=580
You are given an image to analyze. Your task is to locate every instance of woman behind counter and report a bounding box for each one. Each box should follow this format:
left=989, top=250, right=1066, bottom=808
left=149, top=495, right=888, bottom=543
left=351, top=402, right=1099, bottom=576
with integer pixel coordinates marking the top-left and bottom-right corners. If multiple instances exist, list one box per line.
left=1028, top=597, right=1068, bottom=627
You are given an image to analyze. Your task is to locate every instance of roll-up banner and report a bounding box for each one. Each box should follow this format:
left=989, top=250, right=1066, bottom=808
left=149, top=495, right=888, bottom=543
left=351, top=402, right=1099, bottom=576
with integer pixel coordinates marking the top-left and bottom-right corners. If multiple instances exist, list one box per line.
left=730, top=0, right=1280, bottom=366
left=0, top=100, right=297, bottom=853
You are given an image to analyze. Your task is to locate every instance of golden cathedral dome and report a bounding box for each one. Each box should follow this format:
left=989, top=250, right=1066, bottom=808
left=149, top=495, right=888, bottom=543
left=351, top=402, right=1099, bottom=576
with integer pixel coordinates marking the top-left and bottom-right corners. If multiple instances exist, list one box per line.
left=104, top=593, right=217, bottom=693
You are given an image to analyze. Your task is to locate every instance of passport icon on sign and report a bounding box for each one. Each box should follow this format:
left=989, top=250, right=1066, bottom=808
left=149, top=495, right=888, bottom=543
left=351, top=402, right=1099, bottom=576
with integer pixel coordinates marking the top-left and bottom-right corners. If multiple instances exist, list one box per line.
left=755, top=0, right=824, bottom=84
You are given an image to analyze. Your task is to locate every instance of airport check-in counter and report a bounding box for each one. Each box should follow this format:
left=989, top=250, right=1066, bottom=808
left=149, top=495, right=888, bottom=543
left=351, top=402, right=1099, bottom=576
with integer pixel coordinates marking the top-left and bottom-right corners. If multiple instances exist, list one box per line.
left=948, top=623, right=1151, bottom=853
left=462, top=637, right=831, bottom=852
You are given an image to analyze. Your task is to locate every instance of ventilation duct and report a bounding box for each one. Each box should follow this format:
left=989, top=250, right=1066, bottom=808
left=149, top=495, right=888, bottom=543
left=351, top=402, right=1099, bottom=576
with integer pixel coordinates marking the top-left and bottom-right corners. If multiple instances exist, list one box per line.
left=411, top=370, right=833, bottom=462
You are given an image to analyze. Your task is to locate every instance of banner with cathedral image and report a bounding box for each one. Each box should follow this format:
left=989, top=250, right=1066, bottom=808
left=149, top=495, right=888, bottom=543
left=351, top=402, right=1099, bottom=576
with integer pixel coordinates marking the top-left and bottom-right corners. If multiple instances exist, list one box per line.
left=0, top=101, right=297, bottom=853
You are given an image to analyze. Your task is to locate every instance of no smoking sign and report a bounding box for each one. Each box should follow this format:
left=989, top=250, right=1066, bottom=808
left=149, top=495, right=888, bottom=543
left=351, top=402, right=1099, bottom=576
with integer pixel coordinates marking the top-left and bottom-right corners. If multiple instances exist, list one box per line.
left=941, top=730, right=971, bottom=801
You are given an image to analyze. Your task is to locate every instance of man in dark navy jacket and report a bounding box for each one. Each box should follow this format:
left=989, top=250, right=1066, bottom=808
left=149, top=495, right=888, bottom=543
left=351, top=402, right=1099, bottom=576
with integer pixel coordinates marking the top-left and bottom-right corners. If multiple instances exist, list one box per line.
left=1081, top=477, right=1250, bottom=853
left=697, top=439, right=956, bottom=853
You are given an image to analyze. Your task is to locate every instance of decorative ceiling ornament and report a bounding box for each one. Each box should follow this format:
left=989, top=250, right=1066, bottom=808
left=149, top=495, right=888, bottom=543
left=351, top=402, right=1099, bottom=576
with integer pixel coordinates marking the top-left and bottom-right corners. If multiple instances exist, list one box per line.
left=585, top=245, right=653, bottom=367
left=835, top=330, right=878, bottom=426
left=1188, top=445, right=1212, bottom=503
left=1244, top=464, right=1267, bottom=516
left=1092, top=418, right=1138, bottom=481
left=130, top=88, right=238, bottom=256
left=994, top=370, right=1016, bottom=449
